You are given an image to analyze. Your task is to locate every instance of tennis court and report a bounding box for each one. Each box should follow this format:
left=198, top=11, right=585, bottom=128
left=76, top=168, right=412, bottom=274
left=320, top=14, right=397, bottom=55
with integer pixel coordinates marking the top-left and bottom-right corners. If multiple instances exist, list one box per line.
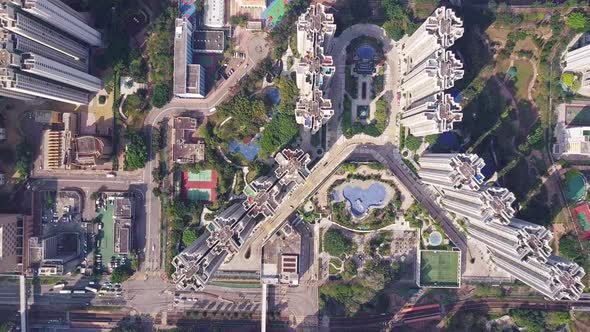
left=183, top=170, right=217, bottom=202
left=419, top=250, right=460, bottom=288
left=566, top=104, right=590, bottom=126
left=572, top=203, right=590, bottom=240
left=262, top=0, right=290, bottom=28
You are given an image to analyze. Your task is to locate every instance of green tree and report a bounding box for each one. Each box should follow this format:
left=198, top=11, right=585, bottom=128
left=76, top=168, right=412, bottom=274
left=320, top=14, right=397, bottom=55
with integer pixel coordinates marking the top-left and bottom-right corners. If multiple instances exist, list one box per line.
left=559, top=233, right=581, bottom=261
left=111, top=265, right=133, bottom=283
left=151, top=83, right=170, bottom=108
left=229, top=15, right=248, bottom=27
left=123, top=93, right=143, bottom=115
left=182, top=228, right=198, bottom=246
left=129, top=57, right=147, bottom=82
left=15, top=140, right=33, bottom=178
left=259, top=113, right=299, bottom=158
left=405, top=134, right=422, bottom=152
left=323, top=229, right=354, bottom=257
left=124, top=131, right=148, bottom=170
left=0, top=321, right=15, bottom=332
left=567, top=12, right=588, bottom=32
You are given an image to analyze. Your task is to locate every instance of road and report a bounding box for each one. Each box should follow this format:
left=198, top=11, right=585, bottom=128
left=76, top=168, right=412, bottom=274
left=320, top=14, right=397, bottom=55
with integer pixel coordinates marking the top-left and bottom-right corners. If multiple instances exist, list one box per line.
left=141, top=32, right=270, bottom=272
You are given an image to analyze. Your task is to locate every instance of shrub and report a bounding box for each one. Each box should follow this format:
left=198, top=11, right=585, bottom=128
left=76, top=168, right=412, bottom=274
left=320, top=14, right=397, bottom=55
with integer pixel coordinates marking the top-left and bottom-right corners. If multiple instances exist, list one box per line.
left=323, top=229, right=354, bottom=257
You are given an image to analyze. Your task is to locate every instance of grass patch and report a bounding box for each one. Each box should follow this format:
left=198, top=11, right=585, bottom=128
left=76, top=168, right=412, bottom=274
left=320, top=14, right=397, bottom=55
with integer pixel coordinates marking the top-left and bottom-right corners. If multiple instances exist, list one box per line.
left=512, top=59, right=533, bottom=100
left=419, top=250, right=460, bottom=287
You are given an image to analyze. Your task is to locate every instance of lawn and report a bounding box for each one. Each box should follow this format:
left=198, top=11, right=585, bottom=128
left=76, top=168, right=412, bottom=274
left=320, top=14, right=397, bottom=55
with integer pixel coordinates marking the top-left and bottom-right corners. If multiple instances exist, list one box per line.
left=419, top=250, right=460, bottom=287
left=513, top=59, right=533, bottom=100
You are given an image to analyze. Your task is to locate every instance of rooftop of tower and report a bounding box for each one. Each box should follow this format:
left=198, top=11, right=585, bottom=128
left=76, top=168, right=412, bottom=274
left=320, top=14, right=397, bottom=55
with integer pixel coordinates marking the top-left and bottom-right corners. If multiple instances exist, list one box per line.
left=481, top=187, right=516, bottom=225
left=425, top=7, right=464, bottom=48
left=448, top=153, right=485, bottom=190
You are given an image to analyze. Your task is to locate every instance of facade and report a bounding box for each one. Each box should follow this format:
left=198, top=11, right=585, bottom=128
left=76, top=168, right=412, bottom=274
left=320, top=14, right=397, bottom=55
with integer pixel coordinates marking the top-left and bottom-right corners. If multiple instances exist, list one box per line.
left=418, top=153, right=485, bottom=191
left=17, top=0, right=101, bottom=46
left=0, top=1, right=101, bottom=105
left=172, top=149, right=311, bottom=291
left=398, top=7, right=464, bottom=137
left=401, top=92, right=463, bottom=137
left=173, top=18, right=206, bottom=99
left=203, top=0, right=225, bottom=28
left=441, top=186, right=516, bottom=225
left=419, top=153, right=586, bottom=300
left=294, top=3, right=336, bottom=133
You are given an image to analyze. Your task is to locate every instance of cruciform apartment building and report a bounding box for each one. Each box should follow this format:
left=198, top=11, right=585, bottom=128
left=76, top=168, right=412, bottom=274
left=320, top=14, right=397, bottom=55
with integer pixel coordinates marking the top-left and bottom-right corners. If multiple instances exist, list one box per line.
left=418, top=153, right=586, bottom=301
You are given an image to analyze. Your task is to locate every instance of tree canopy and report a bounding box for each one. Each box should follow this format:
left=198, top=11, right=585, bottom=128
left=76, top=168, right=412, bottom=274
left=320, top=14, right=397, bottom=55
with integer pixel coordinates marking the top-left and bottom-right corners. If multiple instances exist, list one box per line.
left=111, top=265, right=134, bottom=283
left=381, top=0, right=416, bottom=40
left=324, top=229, right=354, bottom=257
left=151, top=83, right=170, bottom=108
left=566, top=12, right=589, bottom=32
left=182, top=229, right=198, bottom=246
left=260, top=112, right=299, bottom=159
left=124, top=130, right=148, bottom=170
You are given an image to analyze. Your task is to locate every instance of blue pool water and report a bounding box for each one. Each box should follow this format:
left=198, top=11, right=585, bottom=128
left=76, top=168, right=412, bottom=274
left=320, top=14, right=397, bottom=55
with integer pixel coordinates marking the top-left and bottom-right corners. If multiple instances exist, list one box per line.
left=229, top=136, right=260, bottom=161
left=356, top=45, right=376, bottom=60
left=266, top=87, right=280, bottom=106
left=342, top=183, right=386, bottom=217
left=429, top=231, right=443, bottom=246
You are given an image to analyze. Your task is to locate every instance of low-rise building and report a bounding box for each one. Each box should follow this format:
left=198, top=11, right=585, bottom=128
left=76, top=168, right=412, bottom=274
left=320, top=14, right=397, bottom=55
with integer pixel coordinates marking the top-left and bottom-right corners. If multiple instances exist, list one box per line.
left=203, top=0, right=225, bottom=28
left=172, top=116, right=205, bottom=164
left=193, top=30, right=225, bottom=54
left=72, top=136, right=112, bottom=166
left=0, top=214, right=29, bottom=273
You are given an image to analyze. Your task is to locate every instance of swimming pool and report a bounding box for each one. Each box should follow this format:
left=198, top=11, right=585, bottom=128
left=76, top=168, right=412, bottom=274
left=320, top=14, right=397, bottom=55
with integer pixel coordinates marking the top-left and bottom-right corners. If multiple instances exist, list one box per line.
left=342, top=183, right=386, bottom=217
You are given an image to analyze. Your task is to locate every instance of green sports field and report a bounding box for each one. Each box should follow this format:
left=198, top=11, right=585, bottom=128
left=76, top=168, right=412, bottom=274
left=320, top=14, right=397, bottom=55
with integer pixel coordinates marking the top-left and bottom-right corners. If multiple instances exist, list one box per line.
left=262, top=0, right=289, bottom=27
left=419, top=250, right=460, bottom=287
left=187, top=188, right=212, bottom=201
left=188, top=170, right=212, bottom=182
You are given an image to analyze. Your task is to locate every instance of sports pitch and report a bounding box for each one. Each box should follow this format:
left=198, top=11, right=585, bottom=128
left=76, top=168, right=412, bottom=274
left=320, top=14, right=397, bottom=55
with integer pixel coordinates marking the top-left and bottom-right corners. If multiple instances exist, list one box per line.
left=419, top=250, right=460, bottom=287
left=262, top=0, right=290, bottom=27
